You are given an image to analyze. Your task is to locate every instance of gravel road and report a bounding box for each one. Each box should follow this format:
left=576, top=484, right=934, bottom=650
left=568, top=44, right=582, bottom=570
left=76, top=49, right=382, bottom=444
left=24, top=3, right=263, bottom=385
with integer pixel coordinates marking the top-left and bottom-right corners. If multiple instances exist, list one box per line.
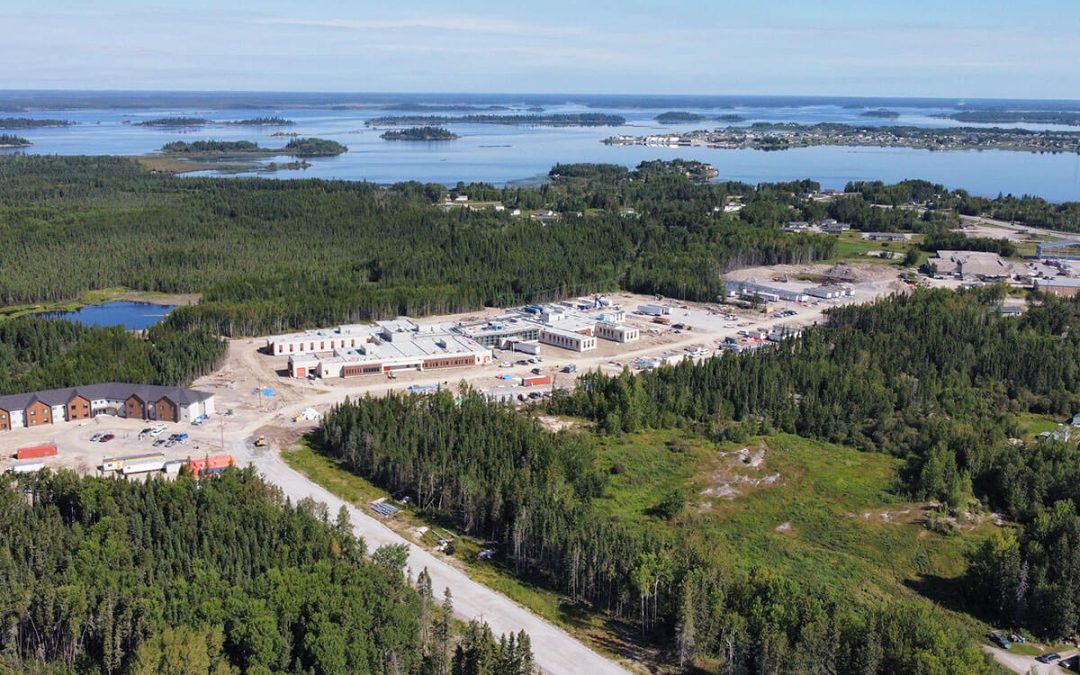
left=236, top=444, right=631, bottom=675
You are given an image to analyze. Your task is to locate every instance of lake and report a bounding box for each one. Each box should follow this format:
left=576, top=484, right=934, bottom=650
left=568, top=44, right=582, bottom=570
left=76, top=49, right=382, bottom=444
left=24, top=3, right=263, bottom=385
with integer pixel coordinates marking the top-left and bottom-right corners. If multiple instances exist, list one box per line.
left=43, top=301, right=175, bottom=330
left=2, top=91, right=1079, bottom=201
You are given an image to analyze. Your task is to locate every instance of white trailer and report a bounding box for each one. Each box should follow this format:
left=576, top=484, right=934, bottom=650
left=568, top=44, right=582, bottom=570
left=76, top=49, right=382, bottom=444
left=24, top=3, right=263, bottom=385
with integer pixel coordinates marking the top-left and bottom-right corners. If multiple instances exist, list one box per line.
left=510, top=341, right=542, bottom=355
left=10, top=461, right=44, bottom=474
left=638, top=304, right=671, bottom=316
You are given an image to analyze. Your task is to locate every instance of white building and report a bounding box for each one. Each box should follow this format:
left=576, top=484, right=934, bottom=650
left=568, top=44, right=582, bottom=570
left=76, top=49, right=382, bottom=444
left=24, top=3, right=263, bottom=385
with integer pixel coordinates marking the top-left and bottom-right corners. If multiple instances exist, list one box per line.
left=539, top=326, right=597, bottom=352
left=595, top=322, right=640, bottom=343
left=276, top=319, right=493, bottom=379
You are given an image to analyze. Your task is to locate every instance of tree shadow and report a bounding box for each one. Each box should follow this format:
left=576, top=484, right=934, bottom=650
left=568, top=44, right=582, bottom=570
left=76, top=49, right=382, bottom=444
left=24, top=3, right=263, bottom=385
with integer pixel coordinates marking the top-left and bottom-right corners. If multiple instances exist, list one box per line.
left=903, top=574, right=999, bottom=625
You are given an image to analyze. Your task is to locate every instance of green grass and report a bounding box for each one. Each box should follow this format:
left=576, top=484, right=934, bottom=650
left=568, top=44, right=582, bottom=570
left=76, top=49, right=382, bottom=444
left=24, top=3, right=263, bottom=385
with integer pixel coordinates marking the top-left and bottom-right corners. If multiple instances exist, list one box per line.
left=825, top=232, right=922, bottom=265
left=593, top=431, right=993, bottom=605
left=1015, top=412, right=1064, bottom=441
left=286, top=430, right=997, bottom=669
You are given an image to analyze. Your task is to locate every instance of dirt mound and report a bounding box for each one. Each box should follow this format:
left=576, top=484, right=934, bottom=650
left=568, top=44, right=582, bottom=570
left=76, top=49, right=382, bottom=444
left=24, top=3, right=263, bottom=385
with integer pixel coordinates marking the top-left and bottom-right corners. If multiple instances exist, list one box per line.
left=701, top=441, right=779, bottom=500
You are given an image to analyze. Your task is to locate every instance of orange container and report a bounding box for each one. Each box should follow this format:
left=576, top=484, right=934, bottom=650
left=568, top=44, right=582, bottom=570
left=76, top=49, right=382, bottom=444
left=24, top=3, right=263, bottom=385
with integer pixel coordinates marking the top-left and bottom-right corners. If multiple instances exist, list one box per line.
left=16, top=444, right=57, bottom=460
left=189, top=454, right=235, bottom=477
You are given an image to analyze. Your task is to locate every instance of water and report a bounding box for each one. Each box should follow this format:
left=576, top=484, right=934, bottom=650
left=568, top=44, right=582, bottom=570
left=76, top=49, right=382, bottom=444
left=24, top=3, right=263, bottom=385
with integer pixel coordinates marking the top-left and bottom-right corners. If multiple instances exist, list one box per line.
left=43, top=301, right=175, bottom=330
left=2, top=91, right=1080, bottom=201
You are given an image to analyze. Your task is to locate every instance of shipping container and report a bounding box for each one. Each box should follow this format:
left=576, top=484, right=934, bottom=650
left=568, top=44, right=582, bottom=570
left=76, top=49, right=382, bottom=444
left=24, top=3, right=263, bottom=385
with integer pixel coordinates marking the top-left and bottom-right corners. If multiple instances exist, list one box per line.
left=16, top=444, right=57, bottom=460
left=521, top=375, right=552, bottom=387
left=164, top=460, right=186, bottom=475
left=189, top=454, right=235, bottom=478
left=10, top=461, right=44, bottom=474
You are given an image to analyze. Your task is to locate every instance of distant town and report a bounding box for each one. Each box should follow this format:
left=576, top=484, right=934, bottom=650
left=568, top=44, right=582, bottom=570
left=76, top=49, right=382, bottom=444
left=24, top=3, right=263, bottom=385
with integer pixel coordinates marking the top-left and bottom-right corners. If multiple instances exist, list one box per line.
left=605, top=122, right=1080, bottom=153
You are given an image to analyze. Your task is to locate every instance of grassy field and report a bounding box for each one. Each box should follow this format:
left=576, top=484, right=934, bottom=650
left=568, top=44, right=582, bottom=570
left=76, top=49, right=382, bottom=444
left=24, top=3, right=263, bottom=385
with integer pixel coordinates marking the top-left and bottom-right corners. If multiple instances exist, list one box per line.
left=286, top=429, right=1001, bottom=667
left=825, top=231, right=923, bottom=265
left=1015, top=411, right=1066, bottom=440
left=593, top=431, right=993, bottom=606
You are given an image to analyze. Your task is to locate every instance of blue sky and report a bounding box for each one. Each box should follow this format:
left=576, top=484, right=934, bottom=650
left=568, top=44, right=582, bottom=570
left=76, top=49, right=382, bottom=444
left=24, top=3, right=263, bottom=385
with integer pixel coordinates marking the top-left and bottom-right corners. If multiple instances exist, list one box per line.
left=2, top=1, right=1078, bottom=98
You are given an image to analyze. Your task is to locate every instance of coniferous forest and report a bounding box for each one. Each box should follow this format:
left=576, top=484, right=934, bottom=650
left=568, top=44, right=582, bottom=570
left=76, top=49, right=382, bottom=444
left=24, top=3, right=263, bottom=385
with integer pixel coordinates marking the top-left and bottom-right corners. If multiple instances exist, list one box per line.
left=0, top=469, right=533, bottom=674
left=316, top=288, right=1080, bottom=672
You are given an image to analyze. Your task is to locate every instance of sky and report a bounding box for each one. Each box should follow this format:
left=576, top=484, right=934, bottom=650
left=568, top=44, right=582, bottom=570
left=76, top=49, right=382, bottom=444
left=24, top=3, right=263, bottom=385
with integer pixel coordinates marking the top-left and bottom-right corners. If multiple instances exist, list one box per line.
left=2, top=0, right=1079, bottom=99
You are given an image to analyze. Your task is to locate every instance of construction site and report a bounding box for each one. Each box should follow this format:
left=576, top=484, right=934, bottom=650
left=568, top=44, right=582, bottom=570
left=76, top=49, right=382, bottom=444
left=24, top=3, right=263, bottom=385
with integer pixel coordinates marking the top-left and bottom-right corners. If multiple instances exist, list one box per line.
left=0, top=265, right=919, bottom=478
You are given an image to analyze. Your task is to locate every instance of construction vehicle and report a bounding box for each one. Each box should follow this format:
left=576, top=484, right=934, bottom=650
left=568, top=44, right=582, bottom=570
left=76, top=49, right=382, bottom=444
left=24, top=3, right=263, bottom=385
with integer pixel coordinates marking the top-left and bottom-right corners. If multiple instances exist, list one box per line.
left=254, top=436, right=267, bottom=448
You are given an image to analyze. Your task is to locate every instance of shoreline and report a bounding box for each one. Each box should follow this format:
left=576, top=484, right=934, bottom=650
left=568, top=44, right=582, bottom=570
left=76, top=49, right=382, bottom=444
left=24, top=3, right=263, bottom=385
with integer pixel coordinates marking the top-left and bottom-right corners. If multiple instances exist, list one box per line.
left=0, top=288, right=200, bottom=321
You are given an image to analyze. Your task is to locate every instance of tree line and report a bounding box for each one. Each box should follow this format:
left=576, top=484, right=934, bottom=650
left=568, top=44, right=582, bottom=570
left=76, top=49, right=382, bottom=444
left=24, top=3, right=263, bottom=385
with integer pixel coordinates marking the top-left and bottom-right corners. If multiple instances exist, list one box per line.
left=0, top=316, right=226, bottom=394
left=0, top=469, right=533, bottom=674
left=0, top=156, right=835, bottom=338
left=316, top=387, right=994, bottom=673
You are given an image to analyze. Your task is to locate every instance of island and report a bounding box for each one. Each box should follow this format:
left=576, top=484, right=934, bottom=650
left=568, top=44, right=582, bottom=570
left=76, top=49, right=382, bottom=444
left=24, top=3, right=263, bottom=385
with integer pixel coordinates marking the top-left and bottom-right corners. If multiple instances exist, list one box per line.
left=282, top=137, right=348, bottom=157
left=655, top=111, right=706, bottom=123
left=224, top=116, right=295, bottom=126
left=716, top=113, right=746, bottom=122
left=0, top=117, right=73, bottom=129
left=0, top=134, right=31, bottom=147
left=366, top=113, right=625, bottom=127
left=159, top=137, right=345, bottom=158
left=603, top=122, right=1080, bottom=153
left=860, top=109, right=901, bottom=119
left=161, top=140, right=269, bottom=154
left=134, top=116, right=211, bottom=127
left=380, top=126, right=460, bottom=141
left=939, top=110, right=1080, bottom=126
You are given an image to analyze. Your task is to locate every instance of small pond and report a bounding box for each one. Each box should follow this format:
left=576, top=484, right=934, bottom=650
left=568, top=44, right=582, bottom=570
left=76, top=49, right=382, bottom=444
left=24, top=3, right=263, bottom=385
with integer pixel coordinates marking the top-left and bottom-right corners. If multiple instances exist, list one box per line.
left=43, top=301, right=175, bottom=330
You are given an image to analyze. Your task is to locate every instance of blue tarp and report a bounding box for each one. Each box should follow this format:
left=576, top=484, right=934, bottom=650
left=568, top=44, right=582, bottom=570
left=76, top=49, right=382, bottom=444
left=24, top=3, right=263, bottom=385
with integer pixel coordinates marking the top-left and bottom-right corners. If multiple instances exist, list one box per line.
left=260, top=387, right=275, bottom=397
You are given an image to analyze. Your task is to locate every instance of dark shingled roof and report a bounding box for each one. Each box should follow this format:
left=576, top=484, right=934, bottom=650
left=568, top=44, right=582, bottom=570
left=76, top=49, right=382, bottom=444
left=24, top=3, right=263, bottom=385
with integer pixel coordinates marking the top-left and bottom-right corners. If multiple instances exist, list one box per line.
left=0, top=383, right=213, bottom=412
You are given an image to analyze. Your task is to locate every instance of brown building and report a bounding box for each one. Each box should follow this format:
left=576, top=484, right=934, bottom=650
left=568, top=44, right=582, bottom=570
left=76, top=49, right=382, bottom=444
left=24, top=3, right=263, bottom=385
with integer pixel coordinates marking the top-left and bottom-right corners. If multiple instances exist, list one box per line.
left=0, top=383, right=214, bottom=432
left=1036, top=278, right=1080, bottom=298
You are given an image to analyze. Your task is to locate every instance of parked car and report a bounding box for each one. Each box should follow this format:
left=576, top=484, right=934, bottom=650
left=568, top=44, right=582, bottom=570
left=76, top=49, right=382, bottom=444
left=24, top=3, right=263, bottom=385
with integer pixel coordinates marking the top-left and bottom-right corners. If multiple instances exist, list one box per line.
left=531, top=368, right=542, bottom=375
left=986, top=632, right=1011, bottom=649
left=1035, top=653, right=1061, bottom=664
left=90, top=432, right=103, bottom=442
left=153, top=439, right=167, bottom=447
left=100, top=434, right=115, bottom=443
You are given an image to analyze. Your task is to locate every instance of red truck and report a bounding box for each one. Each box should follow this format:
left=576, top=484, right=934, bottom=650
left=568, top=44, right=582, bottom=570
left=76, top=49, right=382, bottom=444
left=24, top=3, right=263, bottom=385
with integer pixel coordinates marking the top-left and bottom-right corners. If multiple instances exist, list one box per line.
left=16, top=443, right=57, bottom=460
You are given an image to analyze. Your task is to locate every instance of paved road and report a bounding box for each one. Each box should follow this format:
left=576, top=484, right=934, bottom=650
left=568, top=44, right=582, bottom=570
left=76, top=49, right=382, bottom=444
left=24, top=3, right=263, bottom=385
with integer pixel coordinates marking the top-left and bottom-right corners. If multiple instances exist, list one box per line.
left=237, top=444, right=631, bottom=675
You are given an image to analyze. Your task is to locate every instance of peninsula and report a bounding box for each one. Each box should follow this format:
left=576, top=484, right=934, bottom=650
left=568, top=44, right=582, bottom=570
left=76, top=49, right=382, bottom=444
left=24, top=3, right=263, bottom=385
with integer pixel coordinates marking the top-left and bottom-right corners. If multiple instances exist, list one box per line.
left=938, top=110, right=1080, bottom=126
left=604, top=122, right=1080, bottom=153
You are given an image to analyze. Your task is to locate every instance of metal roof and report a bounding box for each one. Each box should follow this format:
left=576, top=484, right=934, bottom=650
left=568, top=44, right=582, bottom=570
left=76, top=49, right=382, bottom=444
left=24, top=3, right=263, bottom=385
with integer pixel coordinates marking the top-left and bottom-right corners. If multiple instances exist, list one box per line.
left=0, top=382, right=213, bottom=412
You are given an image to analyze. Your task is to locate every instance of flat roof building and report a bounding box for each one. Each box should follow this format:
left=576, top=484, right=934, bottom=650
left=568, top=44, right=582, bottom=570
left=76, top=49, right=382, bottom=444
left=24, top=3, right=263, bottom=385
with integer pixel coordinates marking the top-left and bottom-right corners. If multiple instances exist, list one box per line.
left=1036, top=277, right=1080, bottom=298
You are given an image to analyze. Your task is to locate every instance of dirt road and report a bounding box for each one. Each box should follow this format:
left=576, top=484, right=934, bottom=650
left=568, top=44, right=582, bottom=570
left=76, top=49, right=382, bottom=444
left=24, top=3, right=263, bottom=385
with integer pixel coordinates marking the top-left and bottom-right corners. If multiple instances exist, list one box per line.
left=983, top=646, right=1076, bottom=674
left=235, top=444, right=631, bottom=675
